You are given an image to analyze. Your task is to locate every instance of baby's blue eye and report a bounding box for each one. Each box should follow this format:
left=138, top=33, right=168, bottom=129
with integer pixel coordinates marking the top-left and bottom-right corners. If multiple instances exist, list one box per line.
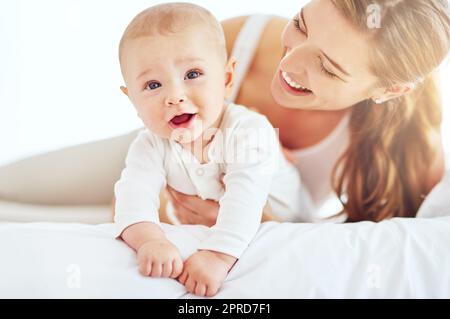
left=146, top=81, right=161, bottom=90
left=185, top=70, right=201, bottom=80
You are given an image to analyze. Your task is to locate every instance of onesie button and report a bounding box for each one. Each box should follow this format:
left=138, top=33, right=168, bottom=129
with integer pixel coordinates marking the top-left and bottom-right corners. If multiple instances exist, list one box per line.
left=196, top=168, right=205, bottom=176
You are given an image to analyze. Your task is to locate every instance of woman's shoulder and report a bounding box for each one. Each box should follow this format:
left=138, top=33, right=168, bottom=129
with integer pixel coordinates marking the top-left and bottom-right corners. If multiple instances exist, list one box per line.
left=221, top=16, right=248, bottom=58
left=221, top=15, right=288, bottom=68
left=221, top=15, right=288, bottom=112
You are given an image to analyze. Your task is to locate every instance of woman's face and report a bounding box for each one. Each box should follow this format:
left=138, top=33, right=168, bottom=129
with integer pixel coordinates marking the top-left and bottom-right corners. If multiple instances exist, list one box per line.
left=271, top=0, right=379, bottom=111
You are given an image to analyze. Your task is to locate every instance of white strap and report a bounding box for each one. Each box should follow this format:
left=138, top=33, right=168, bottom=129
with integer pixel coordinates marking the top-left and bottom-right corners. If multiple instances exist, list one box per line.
left=227, top=15, right=272, bottom=104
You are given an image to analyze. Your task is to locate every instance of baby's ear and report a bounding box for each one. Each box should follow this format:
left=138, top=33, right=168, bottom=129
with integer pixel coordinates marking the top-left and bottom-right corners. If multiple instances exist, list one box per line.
left=225, top=56, right=237, bottom=98
left=120, top=86, right=129, bottom=96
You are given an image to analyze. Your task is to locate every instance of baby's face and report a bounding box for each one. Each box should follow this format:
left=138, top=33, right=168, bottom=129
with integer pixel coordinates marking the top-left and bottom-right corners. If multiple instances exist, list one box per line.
left=121, top=31, right=232, bottom=144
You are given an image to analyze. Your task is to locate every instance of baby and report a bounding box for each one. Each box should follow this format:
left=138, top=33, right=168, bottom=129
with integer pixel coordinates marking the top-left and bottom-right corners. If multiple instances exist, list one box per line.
left=114, top=2, right=307, bottom=297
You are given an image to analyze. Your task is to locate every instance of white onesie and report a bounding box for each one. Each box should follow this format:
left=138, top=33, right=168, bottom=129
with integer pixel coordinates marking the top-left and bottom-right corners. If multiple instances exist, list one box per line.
left=114, top=103, right=312, bottom=258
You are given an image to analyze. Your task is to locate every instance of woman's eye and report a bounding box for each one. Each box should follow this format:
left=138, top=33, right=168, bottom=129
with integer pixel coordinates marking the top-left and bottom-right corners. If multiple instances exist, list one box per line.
left=293, top=17, right=306, bottom=35
left=146, top=81, right=161, bottom=90
left=185, top=70, right=201, bottom=80
left=318, top=57, right=338, bottom=79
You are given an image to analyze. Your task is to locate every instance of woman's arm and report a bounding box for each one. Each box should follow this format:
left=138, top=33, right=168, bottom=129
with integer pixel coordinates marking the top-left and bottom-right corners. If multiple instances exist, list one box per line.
left=167, top=186, right=281, bottom=226
left=166, top=186, right=219, bottom=226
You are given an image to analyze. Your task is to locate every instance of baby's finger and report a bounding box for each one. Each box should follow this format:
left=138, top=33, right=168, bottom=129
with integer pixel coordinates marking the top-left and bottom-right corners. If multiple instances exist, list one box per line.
left=206, top=284, right=220, bottom=297
left=185, top=277, right=196, bottom=294
left=195, top=283, right=207, bottom=297
left=171, top=258, right=184, bottom=278
left=161, top=261, right=173, bottom=278
left=138, top=260, right=152, bottom=276
left=150, top=262, right=163, bottom=277
left=178, top=270, right=188, bottom=284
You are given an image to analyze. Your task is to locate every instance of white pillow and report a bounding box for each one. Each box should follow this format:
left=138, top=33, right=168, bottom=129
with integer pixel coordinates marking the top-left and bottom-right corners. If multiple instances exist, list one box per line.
left=417, top=170, right=450, bottom=218
left=0, top=200, right=112, bottom=224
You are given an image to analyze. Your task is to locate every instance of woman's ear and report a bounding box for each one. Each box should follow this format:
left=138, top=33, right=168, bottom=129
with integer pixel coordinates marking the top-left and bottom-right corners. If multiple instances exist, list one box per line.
left=120, top=86, right=129, bottom=96
left=224, top=56, right=237, bottom=99
left=372, top=83, right=415, bottom=104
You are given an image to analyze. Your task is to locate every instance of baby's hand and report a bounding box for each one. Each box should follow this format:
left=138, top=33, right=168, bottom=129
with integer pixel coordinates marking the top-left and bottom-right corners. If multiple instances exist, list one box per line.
left=178, top=250, right=237, bottom=297
left=137, top=238, right=183, bottom=278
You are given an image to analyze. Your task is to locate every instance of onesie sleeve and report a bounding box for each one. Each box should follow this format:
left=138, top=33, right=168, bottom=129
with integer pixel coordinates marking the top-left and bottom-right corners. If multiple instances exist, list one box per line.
left=113, top=129, right=166, bottom=238
left=197, top=115, right=280, bottom=258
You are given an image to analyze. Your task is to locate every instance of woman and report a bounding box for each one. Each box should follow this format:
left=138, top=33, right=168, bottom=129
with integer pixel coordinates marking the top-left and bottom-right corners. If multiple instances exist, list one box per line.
left=1, top=0, right=449, bottom=224
left=166, top=0, right=449, bottom=224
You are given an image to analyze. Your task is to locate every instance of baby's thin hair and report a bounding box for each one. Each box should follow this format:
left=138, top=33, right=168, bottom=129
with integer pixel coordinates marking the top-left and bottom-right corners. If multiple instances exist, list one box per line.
left=119, top=2, right=227, bottom=63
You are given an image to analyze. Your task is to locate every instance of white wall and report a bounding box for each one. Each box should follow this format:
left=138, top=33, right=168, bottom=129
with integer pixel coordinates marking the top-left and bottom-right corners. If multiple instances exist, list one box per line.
left=0, top=0, right=449, bottom=166
left=0, top=1, right=21, bottom=165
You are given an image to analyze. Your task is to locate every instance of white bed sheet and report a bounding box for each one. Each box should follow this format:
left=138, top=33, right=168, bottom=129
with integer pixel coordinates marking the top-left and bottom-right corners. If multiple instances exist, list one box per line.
left=1, top=172, right=450, bottom=298
left=1, top=220, right=450, bottom=298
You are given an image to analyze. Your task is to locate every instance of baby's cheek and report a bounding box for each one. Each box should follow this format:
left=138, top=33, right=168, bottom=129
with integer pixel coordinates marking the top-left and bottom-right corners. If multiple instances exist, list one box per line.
left=141, top=113, right=169, bottom=135
left=140, top=112, right=156, bottom=127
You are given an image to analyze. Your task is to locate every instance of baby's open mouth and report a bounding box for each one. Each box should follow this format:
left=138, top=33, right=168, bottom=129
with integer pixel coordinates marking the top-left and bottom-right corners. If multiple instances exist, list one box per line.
left=169, top=113, right=197, bottom=129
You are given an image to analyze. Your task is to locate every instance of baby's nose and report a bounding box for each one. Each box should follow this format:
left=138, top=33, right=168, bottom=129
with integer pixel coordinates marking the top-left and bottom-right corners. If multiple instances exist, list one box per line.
left=165, top=94, right=187, bottom=107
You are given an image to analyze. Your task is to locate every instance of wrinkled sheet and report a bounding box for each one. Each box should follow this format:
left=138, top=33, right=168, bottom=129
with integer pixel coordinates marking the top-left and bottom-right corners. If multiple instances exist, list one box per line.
left=1, top=218, right=449, bottom=298
left=1, top=173, right=450, bottom=298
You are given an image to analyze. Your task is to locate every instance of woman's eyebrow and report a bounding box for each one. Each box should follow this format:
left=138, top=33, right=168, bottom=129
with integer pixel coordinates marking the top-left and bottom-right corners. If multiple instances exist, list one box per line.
left=302, top=7, right=352, bottom=78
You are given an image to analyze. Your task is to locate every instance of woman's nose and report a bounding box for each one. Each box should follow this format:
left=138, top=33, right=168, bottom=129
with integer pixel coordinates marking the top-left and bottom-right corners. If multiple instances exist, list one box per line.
left=281, top=45, right=309, bottom=73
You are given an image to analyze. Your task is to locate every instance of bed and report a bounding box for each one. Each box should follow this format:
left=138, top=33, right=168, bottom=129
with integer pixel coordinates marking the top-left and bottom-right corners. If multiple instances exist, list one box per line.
left=1, top=171, right=450, bottom=298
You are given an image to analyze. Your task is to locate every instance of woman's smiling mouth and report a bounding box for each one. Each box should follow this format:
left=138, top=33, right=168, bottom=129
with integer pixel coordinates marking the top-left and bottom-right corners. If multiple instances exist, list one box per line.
left=280, top=71, right=313, bottom=96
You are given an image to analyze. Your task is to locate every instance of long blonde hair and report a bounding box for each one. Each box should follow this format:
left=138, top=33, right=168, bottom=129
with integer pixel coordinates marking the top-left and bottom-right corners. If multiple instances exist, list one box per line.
left=331, top=0, right=450, bottom=222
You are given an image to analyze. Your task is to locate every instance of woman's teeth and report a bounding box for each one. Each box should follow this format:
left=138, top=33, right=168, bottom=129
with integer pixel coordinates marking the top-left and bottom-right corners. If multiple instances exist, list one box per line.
left=282, top=71, right=312, bottom=92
